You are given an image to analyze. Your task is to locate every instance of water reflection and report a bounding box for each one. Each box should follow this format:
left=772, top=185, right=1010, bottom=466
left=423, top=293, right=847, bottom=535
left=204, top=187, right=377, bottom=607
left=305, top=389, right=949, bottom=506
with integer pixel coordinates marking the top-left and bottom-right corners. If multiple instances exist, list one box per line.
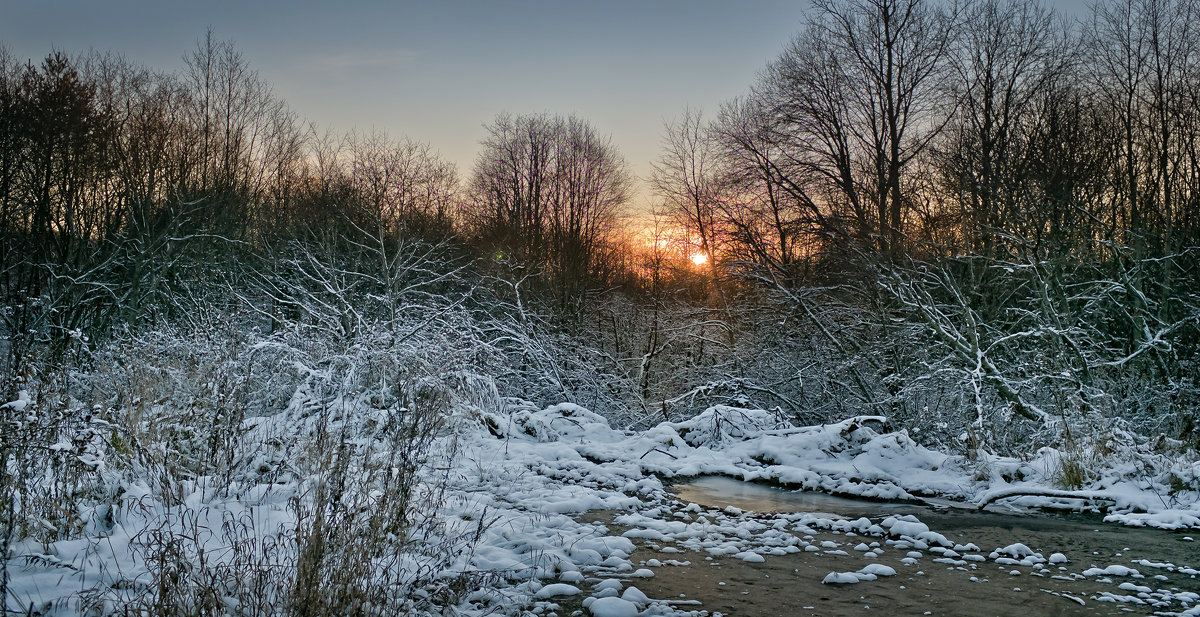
left=674, top=475, right=919, bottom=517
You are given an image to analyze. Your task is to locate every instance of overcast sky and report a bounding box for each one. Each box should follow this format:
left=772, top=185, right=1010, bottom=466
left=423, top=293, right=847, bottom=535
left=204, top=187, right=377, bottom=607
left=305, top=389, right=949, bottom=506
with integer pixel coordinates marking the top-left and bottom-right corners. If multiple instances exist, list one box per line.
left=1, top=0, right=1090, bottom=212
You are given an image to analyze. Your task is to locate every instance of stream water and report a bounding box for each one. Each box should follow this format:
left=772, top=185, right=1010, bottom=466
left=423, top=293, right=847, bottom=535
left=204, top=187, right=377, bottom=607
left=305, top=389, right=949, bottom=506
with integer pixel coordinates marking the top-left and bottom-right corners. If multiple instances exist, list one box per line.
left=675, top=476, right=928, bottom=517
left=621, top=476, right=1200, bottom=617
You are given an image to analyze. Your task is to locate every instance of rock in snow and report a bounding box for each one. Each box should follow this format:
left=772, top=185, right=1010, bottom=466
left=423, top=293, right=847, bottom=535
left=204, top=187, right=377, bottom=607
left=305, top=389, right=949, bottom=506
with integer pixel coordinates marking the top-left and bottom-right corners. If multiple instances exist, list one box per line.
left=823, top=571, right=865, bottom=584
left=535, top=583, right=582, bottom=599
left=859, top=563, right=897, bottom=577
left=587, top=596, right=640, bottom=617
left=823, top=564, right=897, bottom=584
left=1082, top=565, right=1141, bottom=577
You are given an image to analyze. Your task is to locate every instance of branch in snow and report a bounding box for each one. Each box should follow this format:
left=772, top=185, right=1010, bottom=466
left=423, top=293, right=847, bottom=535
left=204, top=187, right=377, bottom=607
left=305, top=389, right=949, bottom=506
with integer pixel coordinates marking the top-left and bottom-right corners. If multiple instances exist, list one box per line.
left=975, top=487, right=1120, bottom=510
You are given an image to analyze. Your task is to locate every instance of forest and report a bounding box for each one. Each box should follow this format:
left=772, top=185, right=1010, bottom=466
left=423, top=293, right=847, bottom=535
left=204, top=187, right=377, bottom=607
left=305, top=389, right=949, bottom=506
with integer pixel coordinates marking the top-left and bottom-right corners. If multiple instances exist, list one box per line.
left=2, top=0, right=1199, bottom=614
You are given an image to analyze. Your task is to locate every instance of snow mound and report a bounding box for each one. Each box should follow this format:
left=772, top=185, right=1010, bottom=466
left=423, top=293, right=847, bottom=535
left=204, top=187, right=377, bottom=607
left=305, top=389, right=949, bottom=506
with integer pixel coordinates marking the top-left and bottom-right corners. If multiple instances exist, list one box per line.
left=1082, top=565, right=1141, bottom=577
left=671, top=406, right=791, bottom=447
left=587, top=596, right=640, bottom=617
left=859, top=563, right=897, bottom=576
left=621, top=586, right=651, bottom=605
left=535, top=583, right=582, bottom=599
left=823, top=563, right=897, bottom=584
left=483, top=402, right=616, bottom=443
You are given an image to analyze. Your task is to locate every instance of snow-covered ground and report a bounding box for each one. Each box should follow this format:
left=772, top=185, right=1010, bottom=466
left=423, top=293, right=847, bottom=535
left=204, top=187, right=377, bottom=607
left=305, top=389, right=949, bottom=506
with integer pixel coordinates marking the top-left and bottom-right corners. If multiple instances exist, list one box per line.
left=6, top=397, right=1200, bottom=615
left=474, top=403, right=1200, bottom=527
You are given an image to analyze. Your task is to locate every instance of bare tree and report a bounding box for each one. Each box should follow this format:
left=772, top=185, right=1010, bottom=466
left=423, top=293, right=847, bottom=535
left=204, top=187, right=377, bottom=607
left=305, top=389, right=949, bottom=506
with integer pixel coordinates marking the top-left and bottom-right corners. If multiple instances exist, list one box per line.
left=712, top=96, right=823, bottom=286
left=467, top=112, right=555, bottom=264
left=467, top=112, right=630, bottom=311
left=546, top=116, right=629, bottom=302
left=938, top=0, right=1073, bottom=257
left=650, top=110, right=722, bottom=266
left=649, top=109, right=731, bottom=303
left=345, top=131, right=459, bottom=237
left=760, top=0, right=956, bottom=254
left=183, top=31, right=299, bottom=237
left=1087, top=0, right=1200, bottom=251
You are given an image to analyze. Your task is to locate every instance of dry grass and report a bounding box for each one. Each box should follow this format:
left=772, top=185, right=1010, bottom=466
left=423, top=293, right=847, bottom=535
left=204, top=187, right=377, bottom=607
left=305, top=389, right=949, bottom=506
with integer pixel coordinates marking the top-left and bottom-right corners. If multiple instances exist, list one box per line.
left=4, top=308, right=493, bottom=616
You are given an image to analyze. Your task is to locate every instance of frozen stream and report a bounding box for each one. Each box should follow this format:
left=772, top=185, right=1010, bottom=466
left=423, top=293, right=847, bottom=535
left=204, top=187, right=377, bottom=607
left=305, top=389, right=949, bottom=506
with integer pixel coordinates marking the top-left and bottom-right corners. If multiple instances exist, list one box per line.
left=610, top=476, right=1200, bottom=616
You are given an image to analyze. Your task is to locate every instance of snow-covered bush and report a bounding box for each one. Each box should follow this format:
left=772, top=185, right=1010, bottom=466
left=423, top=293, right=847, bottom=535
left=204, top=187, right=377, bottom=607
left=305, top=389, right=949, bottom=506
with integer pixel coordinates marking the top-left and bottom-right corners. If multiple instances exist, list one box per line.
left=672, top=406, right=791, bottom=448
left=1, top=228, right=511, bottom=614
left=1, top=313, right=469, bottom=614
left=863, top=247, right=1200, bottom=455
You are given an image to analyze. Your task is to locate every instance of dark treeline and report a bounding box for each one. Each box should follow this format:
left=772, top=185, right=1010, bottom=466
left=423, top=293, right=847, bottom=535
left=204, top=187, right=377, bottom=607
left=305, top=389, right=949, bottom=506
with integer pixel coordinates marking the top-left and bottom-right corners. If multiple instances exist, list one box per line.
left=0, top=36, right=647, bottom=365
left=3, top=0, right=1200, bottom=458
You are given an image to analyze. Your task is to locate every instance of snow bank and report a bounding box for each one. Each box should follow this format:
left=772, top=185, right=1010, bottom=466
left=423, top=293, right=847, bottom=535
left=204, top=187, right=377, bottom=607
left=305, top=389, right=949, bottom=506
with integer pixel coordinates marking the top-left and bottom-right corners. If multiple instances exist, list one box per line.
left=6, top=394, right=1198, bottom=616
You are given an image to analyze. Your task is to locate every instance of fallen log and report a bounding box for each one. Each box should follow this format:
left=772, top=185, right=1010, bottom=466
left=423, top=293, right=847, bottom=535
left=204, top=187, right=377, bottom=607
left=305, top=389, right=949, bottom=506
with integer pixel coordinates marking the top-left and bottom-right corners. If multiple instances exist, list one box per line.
left=976, top=487, right=1120, bottom=510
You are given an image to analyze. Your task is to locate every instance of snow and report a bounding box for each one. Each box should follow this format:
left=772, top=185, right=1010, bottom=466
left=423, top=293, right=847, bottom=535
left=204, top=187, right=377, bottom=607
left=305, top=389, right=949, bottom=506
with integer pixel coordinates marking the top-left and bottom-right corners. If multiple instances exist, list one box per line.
left=613, top=408, right=1193, bottom=531
left=1082, top=565, right=1141, bottom=577
left=1, top=389, right=30, bottom=412
left=5, top=394, right=1199, bottom=615
left=823, top=571, right=866, bottom=584
left=859, top=563, right=897, bottom=576
left=1106, top=510, right=1200, bottom=529
left=587, top=596, right=640, bottom=617
left=989, top=543, right=1046, bottom=567
left=823, top=563, right=897, bottom=584
left=620, top=586, right=652, bottom=605
left=535, top=583, right=582, bottom=599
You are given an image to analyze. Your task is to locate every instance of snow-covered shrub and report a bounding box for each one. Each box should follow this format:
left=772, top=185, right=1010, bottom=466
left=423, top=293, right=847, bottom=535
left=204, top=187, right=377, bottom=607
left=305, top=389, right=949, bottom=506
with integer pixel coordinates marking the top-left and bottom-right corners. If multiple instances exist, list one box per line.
left=285, top=375, right=478, bottom=617
left=871, top=247, right=1200, bottom=455
left=473, top=269, right=809, bottom=429
left=672, top=406, right=791, bottom=448
left=58, top=310, right=494, bottom=616
left=1168, top=462, right=1200, bottom=497
left=1, top=227, right=510, bottom=614
left=0, top=354, right=130, bottom=611
left=0, top=378, right=115, bottom=546
left=479, top=401, right=615, bottom=443
left=468, top=272, right=644, bottom=427
left=1052, top=452, right=1090, bottom=490
left=84, top=316, right=274, bottom=502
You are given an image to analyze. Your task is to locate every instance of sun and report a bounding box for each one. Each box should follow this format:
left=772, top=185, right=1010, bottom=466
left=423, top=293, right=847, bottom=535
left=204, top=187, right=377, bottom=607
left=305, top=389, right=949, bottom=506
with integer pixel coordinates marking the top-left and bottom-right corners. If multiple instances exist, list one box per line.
left=690, top=252, right=708, bottom=266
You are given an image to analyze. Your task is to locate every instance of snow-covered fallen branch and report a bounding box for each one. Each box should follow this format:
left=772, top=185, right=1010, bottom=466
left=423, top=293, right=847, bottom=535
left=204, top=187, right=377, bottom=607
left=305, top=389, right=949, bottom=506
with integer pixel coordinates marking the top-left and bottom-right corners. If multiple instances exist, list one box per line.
left=975, top=487, right=1121, bottom=510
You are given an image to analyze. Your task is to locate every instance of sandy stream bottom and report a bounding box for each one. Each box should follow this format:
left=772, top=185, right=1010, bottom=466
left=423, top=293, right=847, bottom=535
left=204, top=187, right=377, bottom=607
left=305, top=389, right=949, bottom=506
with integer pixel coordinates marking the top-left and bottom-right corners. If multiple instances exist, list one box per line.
left=574, top=479, right=1200, bottom=617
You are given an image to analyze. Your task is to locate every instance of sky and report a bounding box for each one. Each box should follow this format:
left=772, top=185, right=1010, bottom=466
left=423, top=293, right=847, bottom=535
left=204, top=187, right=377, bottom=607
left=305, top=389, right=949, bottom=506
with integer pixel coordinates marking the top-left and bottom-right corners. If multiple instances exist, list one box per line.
left=2, top=0, right=1094, bottom=213
left=1, top=0, right=821, bottom=212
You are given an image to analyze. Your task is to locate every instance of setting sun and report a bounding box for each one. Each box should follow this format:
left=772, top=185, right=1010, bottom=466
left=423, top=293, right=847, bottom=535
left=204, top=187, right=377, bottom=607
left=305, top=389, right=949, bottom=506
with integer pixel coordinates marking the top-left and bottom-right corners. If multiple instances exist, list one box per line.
left=690, top=252, right=708, bottom=266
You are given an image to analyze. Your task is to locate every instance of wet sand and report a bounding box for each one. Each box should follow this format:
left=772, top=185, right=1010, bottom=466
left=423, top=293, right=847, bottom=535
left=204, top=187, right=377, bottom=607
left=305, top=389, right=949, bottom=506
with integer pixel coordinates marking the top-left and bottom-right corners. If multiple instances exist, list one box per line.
left=579, top=479, right=1200, bottom=616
